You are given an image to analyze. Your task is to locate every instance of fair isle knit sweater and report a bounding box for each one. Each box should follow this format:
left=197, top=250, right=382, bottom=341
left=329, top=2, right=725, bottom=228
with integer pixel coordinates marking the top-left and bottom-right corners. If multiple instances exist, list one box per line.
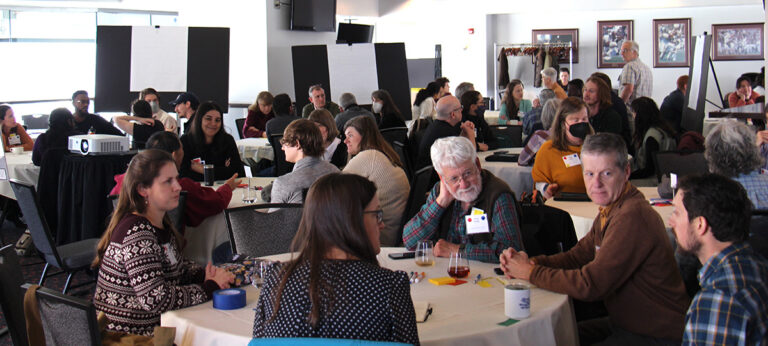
left=94, top=214, right=218, bottom=336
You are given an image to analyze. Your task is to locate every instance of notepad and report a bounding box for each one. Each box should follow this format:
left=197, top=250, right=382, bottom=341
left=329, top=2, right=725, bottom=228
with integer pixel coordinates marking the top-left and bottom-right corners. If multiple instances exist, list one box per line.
left=428, top=277, right=456, bottom=285
left=413, top=301, right=432, bottom=323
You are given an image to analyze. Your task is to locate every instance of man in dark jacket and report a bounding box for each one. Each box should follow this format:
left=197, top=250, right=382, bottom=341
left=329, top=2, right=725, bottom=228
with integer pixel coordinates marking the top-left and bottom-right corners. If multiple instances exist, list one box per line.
left=660, top=75, right=688, bottom=133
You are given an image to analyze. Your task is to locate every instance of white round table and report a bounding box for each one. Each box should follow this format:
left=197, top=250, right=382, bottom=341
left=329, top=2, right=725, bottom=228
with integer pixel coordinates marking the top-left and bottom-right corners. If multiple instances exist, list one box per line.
left=0, top=151, right=39, bottom=199
left=237, top=138, right=273, bottom=163
left=162, top=248, right=578, bottom=345
left=477, top=147, right=533, bottom=198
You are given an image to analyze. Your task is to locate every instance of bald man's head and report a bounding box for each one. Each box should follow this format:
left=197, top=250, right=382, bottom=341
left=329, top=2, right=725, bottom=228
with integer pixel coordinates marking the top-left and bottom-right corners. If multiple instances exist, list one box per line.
left=436, top=95, right=461, bottom=125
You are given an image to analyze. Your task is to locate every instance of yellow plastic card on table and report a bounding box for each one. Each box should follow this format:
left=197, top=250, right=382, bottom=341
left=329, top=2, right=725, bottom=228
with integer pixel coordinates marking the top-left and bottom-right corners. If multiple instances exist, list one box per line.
left=428, top=277, right=456, bottom=286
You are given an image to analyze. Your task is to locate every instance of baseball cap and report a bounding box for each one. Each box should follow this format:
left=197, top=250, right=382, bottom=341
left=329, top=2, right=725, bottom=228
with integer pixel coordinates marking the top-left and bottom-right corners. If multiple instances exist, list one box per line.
left=169, top=92, right=200, bottom=109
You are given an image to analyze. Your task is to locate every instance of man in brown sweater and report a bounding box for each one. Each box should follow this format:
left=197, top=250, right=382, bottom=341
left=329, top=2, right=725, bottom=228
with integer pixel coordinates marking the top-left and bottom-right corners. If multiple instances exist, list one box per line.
left=501, top=133, right=689, bottom=345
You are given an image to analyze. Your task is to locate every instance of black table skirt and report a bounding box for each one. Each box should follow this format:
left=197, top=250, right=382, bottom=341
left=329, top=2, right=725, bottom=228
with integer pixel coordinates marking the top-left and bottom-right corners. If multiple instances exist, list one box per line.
left=56, top=153, right=134, bottom=245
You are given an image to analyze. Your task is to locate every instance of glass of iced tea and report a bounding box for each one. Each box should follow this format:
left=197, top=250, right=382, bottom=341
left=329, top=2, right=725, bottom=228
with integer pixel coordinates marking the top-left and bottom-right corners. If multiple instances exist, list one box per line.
left=447, top=251, right=470, bottom=278
left=415, top=240, right=435, bottom=267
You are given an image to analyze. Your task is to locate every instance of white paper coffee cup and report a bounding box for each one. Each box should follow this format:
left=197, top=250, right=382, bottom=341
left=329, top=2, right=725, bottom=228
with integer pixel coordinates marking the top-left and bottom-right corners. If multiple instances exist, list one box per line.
left=504, top=283, right=531, bottom=319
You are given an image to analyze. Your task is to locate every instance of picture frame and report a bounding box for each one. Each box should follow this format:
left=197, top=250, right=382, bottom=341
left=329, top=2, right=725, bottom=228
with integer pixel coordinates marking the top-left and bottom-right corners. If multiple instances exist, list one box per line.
left=597, top=20, right=633, bottom=68
left=532, top=29, right=579, bottom=63
left=653, top=18, right=692, bottom=67
left=712, top=23, right=764, bottom=61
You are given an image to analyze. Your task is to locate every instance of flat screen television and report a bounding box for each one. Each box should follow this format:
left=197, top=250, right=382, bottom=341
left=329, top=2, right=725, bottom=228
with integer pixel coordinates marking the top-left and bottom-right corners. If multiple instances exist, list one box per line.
left=337, top=23, right=374, bottom=44
left=290, top=0, right=336, bottom=32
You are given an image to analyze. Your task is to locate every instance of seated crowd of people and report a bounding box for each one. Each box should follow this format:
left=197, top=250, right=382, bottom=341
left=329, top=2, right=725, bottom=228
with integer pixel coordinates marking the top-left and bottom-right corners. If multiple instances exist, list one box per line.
left=5, top=39, right=768, bottom=345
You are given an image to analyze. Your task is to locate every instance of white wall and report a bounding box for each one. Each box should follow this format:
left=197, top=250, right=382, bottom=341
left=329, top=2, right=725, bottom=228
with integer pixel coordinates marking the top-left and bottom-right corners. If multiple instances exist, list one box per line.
left=487, top=5, right=765, bottom=112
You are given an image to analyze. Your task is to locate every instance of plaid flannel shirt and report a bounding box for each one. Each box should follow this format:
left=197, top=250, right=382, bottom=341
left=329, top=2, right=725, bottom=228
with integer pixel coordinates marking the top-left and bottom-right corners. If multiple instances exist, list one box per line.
left=402, top=182, right=523, bottom=263
left=733, top=170, right=768, bottom=211
left=683, top=242, right=768, bottom=345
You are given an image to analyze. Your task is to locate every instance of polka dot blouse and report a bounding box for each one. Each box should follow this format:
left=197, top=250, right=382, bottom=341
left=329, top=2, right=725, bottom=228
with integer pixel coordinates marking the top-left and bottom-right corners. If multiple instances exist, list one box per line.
left=253, top=260, right=420, bottom=345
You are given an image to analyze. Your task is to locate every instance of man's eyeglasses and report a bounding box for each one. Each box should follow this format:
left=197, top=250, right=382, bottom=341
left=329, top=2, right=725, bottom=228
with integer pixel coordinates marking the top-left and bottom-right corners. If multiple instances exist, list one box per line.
left=363, top=209, right=384, bottom=223
left=75, top=100, right=90, bottom=105
left=452, top=106, right=463, bottom=113
left=445, top=167, right=477, bottom=186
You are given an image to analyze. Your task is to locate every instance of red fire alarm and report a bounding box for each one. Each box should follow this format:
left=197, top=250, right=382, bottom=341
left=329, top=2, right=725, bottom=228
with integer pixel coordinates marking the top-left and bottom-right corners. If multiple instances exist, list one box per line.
left=468, top=28, right=474, bottom=35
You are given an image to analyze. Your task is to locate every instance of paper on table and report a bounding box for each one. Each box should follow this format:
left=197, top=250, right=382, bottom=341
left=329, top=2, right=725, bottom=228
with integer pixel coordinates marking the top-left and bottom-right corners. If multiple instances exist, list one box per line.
left=413, top=301, right=432, bottom=323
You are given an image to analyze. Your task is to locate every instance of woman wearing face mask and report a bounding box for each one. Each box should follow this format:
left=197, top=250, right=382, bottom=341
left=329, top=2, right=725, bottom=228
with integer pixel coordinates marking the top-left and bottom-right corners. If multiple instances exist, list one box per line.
left=0, top=104, right=34, bottom=152
left=460, top=90, right=496, bottom=151
left=532, top=97, right=594, bottom=199
left=499, top=80, right=532, bottom=124
left=179, top=101, right=245, bottom=181
left=371, top=90, right=406, bottom=130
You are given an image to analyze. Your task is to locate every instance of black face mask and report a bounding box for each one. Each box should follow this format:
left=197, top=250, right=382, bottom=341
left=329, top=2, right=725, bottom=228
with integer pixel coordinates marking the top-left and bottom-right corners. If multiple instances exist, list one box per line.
left=568, top=122, right=590, bottom=140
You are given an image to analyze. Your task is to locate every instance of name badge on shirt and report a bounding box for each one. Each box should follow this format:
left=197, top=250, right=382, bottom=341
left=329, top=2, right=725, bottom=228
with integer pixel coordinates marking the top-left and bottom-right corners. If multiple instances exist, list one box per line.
left=562, top=153, right=581, bottom=168
left=162, top=243, right=179, bottom=265
left=8, top=133, right=21, bottom=146
left=465, top=210, right=490, bottom=235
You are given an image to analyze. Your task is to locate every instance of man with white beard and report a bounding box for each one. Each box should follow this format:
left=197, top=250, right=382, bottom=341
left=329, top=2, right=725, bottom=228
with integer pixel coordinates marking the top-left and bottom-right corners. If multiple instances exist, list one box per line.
left=402, top=136, right=524, bottom=263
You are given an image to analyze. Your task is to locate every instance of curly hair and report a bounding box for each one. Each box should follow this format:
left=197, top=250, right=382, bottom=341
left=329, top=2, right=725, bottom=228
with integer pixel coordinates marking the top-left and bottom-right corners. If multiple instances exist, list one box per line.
left=705, top=121, right=764, bottom=177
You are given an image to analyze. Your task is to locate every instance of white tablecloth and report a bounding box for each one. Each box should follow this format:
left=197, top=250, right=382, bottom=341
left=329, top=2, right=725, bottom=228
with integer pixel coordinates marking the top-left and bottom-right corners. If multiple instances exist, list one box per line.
left=162, top=247, right=578, bottom=345
left=0, top=151, right=39, bottom=199
left=546, top=186, right=673, bottom=240
left=182, top=177, right=275, bottom=265
left=236, top=138, right=273, bottom=163
left=477, top=148, right=533, bottom=198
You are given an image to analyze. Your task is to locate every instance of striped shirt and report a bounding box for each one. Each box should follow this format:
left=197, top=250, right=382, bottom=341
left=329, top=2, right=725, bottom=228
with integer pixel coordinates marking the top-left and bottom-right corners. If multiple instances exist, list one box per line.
left=683, top=242, right=768, bottom=345
left=619, top=58, right=653, bottom=103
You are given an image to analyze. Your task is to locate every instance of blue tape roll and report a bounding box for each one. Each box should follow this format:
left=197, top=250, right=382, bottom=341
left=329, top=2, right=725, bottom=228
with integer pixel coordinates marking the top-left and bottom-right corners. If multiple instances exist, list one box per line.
left=213, top=288, right=246, bottom=310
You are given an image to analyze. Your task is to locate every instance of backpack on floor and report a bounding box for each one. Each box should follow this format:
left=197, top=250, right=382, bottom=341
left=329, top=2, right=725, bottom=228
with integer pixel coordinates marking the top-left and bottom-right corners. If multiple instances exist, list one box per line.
left=15, top=229, right=34, bottom=257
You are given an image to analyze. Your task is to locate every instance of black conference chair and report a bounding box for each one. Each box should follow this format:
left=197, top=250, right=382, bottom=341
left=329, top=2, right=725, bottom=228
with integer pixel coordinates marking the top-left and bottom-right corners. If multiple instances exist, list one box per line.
left=269, top=134, right=294, bottom=177
left=399, top=166, right=439, bottom=234
left=653, top=151, right=708, bottom=182
left=750, top=210, right=768, bottom=259
left=235, top=118, right=246, bottom=139
left=10, top=180, right=97, bottom=294
left=391, top=140, right=414, bottom=183
left=21, top=114, right=49, bottom=131
left=490, top=124, right=523, bottom=148
left=0, top=244, right=29, bottom=346
left=380, top=127, right=408, bottom=148
left=23, top=284, right=101, bottom=346
left=225, top=203, right=303, bottom=257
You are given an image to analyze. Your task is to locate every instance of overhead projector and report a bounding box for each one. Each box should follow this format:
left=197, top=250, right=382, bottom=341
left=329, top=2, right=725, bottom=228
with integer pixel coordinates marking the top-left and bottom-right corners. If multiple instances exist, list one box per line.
left=68, top=134, right=130, bottom=155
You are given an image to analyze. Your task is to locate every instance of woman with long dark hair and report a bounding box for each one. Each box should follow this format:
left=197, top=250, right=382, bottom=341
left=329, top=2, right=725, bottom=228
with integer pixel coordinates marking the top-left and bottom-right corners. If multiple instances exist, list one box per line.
left=499, top=79, right=532, bottom=124
left=371, top=89, right=406, bottom=130
left=308, top=109, right=347, bottom=169
left=0, top=104, right=34, bottom=152
left=179, top=101, right=245, bottom=181
left=114, top=99, right=165, bottom=149
left=343, top=116, right=409, bottom=246
left=412, top=81, right=440, bottom=120
left=32, top=107, right=77, bottom=166
left=253, top=173, right=419, bottom=344
left=93, top=149, right=233, bottom=336
left=629, top=97, right=677, bottom=179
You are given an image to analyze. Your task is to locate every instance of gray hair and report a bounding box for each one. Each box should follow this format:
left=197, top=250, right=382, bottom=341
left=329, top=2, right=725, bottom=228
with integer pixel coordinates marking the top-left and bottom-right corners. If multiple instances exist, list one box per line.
left=539, top=89, right=556, bottom=107
left=624, top=40, right=639, bottom=53
left=454, top=82, right=475, bottom=101
left=582, top=133, right=629, bottom=169
left=339, top=93, right=357, bottom=109
left=705, top=121, right=764, bottom=177
left=430, top=136, right=477, bottom=175
left=541, top=99, right=560, bottom=130
left=307, top=84, right=324, bottom=97
left=541, top=67, right=557, bottom=81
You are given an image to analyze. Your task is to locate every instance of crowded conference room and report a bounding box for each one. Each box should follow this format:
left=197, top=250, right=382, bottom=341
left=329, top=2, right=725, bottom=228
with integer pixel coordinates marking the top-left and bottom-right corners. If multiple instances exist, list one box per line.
left=1, top=0, right=767, bottom=345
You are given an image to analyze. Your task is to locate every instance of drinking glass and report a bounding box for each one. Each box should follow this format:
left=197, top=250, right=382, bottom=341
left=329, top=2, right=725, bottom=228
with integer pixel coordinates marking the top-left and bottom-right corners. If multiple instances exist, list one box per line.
left=251, top=260, right=274, bottom=288
left=415, top=240, right=435, bottom=267
left=242, top=178, right=256, bottom=203
left=447, top=251, right=470, bottom=278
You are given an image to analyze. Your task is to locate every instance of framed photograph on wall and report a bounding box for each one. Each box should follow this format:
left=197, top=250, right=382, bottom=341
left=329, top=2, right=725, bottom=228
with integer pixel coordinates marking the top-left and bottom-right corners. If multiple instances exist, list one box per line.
left=653, top=18, right=691, bottom=67
left=532, top=29, right=579, bottom=63
left=597, top=20, right=633, bottom=68
left=712, top=23, right=764, bottom=61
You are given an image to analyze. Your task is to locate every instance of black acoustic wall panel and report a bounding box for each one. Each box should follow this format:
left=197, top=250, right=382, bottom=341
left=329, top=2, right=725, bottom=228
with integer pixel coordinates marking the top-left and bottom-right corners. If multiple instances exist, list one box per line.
left=375, top=43, right=412, bottom=120
left=188, top=27, right=230, bottom=113
left=292, top=45, right=330, bottom=113
left=95, top=26, right=132, bottom=113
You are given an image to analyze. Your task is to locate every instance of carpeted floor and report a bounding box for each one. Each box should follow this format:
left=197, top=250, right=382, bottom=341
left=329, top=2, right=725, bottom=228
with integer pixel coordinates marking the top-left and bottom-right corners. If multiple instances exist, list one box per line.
left=0, top=220, right=97, bottom=346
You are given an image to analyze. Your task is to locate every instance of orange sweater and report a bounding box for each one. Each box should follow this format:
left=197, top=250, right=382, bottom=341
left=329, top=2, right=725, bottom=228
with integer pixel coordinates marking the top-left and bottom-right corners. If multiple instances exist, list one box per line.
left=2, top=123, right=34, bottom=152
left=531, top=140, right=586, bottom=193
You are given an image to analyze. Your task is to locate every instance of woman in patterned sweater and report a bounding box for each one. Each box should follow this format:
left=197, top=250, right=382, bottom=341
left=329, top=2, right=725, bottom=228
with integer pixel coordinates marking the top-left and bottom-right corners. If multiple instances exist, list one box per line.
left=92, top=149, right=234, bottom=336
left=253, top=173, right=419, bottom=344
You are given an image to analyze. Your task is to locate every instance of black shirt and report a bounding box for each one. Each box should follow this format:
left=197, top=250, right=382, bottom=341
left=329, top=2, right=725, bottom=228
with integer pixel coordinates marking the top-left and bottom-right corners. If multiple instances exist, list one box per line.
left=462, top=112, right=497, bottom=150
left=179, top=132, right=245, bottom=181
left=74, top=113, right=123, bottom=136
left=132, top=119, right=165, bottom=149
left=416, top=119, right=461, bottom=170
left=660, top=89, right=685, bottom=134
left=265, top=113, right=301, bottom=138
left=378, top=112, right=406, bottom=130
